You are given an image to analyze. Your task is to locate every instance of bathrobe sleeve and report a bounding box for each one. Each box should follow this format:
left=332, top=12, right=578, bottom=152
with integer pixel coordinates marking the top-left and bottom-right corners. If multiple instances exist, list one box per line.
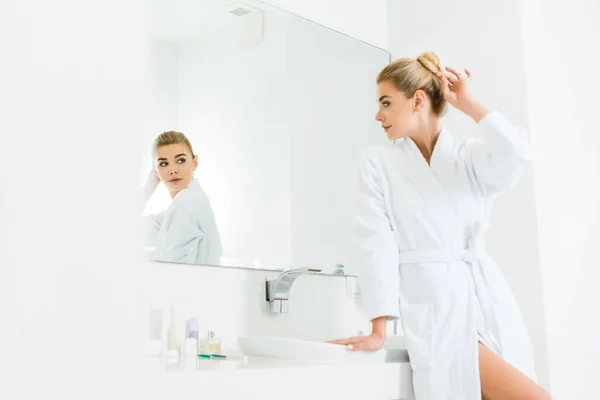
left=467, top=111, right=532, bottom=194
left=356, top=149, right=401, bottom=321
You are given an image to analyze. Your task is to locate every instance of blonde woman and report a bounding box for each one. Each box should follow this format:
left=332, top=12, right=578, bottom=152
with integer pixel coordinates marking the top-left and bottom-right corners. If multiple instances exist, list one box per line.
left=142, top=131, right=223, bottom=266
left=330, top=53, right=551, bottom=399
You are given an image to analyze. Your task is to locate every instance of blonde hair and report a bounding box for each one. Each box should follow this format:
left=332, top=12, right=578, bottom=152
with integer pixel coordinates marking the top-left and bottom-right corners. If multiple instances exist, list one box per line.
left=377, top=52, right=446, bottom=116
left=153, top=131, right=194, bottom=155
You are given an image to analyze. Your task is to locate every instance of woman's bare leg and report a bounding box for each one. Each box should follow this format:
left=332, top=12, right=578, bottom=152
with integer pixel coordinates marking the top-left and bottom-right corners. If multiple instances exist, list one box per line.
left=479, top=343, right=551, bottom=400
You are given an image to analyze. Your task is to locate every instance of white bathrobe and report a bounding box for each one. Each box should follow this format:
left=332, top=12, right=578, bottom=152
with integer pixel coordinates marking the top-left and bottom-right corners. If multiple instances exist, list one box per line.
left=143, top=180, right=223, bottom=266
left=357, top=111, right=537, bottom=399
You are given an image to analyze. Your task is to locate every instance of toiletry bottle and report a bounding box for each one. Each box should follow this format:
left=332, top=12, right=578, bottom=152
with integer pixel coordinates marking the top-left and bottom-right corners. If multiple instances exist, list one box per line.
left=167, top=302, right=179, bottom=352
left=183, top=317, right=199, bottom=357
left=161, top=307, right=170, bottom=356
left=186, top=317, right=199, bottom=340
left=208, top=331, right=222, bottom=354
left=199, top=331, right=221, bottom=354
left=146, top=309, right=163, bottom=356
left=184, top=338, right=198, bottom=357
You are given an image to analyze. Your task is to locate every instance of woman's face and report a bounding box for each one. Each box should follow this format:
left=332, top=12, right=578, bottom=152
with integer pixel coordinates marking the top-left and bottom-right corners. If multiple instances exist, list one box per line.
left=154, top=143, right=198, bottom=195
left=375, top=80, right=421, bottom=141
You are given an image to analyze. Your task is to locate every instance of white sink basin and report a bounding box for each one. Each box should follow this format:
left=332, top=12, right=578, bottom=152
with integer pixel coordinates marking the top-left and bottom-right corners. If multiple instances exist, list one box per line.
left=238, top=336, right=408, bottom=363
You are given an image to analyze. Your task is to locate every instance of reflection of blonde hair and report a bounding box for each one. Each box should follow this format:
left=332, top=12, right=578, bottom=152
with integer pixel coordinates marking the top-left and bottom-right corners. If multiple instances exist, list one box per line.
left=153, top=131, right=194, bottom=155
left=377, top=52, right=446, bottom=116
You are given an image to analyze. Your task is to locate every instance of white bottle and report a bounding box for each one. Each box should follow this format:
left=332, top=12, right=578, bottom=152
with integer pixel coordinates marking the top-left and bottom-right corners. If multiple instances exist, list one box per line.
left=145, top=308, right=162, bottom=356
left=184, top=338, right=198, bottom=357
left=161, top=307, right=170, bottom=356
left=166, top=301, right=180, bottom=353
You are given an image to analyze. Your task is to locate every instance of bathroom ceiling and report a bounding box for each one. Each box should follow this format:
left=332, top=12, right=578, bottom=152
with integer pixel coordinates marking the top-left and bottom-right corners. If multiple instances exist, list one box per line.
left=150, top=0, right=252, bottom=43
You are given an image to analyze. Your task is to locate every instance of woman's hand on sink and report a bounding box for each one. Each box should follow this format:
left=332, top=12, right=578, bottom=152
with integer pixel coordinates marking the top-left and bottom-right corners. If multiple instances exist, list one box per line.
left=326, top=332, right=385, bottom=352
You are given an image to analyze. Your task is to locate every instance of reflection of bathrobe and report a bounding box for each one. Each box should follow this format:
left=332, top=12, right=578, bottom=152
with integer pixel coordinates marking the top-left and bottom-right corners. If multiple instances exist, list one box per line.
left=143, top=180, right=223, bottom=265
left=356, top=111, right=536, bottom=399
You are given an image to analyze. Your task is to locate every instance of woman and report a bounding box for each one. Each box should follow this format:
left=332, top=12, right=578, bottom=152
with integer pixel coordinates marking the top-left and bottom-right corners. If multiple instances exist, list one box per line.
left=142, top=131, right=223, bottom=266
left=329, top=53, right=551, bottom=399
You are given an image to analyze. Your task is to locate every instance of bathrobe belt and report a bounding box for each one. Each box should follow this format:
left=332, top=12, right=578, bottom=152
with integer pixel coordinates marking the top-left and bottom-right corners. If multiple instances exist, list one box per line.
left=398, top=246, right=487, bottom=265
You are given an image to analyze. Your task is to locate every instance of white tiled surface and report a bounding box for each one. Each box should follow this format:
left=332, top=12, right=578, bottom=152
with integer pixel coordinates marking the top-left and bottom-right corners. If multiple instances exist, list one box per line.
left=141, top=355, right=414, bottom=400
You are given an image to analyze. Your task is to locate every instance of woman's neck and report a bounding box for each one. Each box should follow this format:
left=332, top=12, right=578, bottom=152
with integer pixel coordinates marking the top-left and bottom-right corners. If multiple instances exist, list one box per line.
left=169, top=178, right=194, bottom=199
left=410, top=118, right=443, bottom=164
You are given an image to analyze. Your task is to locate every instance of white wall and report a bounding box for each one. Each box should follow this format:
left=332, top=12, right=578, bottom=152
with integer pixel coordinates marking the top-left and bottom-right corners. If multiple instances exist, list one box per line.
left=0, top=1, right=150, bottom=399
left=520, top=0, right=600, bottom=398
left=386, top=0, right=550, bottom=390
left=264, top=0, right=389, bottom=50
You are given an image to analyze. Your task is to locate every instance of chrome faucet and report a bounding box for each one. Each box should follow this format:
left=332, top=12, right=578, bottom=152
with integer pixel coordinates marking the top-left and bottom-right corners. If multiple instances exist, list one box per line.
left=265, top=267, right=312, bottom=313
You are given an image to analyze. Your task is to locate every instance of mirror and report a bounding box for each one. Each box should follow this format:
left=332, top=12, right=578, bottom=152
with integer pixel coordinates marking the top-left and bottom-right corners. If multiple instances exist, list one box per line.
left=142, top=0, right=390, bottom=272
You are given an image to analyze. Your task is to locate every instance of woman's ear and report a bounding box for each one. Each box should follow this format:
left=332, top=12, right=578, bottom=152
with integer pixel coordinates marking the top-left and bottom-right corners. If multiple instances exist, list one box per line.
left=193, top=155, right=198, bottom=171
left=413, top=90, right=427, bottom=112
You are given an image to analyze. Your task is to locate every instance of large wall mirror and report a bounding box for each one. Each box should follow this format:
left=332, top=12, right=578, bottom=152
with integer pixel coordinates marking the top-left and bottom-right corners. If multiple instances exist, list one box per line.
left=142, top=0, right=391, bottom=272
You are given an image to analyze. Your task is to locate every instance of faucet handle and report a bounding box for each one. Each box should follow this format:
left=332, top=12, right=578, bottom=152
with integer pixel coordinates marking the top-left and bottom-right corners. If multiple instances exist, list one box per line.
left=269, top=299, right=289, bottom=313
left=333, top=264, right=345, bottom=275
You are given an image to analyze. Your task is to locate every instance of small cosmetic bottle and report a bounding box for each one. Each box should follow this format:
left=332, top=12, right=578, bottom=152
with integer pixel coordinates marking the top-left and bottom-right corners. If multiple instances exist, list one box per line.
left=186, top=318, right=199, bottom=340
left=184, top=338, right=198, bottom=357
left=198, top=331, right=221, bottom=354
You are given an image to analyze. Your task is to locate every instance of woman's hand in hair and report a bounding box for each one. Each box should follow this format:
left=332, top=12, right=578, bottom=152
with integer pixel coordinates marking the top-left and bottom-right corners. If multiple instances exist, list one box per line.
left=143, top=168, right=160, bottom=202
left=437, top=66, right=489, bottom=123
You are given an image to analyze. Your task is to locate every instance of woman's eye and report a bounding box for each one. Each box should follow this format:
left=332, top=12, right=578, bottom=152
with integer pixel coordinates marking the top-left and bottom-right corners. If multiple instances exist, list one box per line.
left=383, top=101, right=390, bottom=107
left=177, top=158, right=186, bottom=164
left=159, top=162, right=167, bottom=167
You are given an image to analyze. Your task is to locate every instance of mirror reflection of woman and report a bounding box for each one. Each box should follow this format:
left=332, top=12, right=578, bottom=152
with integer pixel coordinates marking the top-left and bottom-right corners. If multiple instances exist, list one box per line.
left=329, top=53, right=551, bottom=399
left=142, top=131, right=222, bottom=266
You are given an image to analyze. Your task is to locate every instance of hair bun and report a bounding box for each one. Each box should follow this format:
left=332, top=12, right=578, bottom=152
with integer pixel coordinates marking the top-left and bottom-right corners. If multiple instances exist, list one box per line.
left=417, top=52, right=442, bottom=75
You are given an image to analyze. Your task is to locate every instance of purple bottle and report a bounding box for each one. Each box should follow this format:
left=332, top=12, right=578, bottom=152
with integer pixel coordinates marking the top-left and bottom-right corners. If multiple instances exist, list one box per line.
left=186, top=317, right=199, bottom=340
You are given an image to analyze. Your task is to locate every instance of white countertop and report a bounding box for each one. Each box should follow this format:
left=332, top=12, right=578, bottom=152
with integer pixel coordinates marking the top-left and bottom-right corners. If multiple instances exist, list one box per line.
left=141, top=354, right=414, bottom=400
